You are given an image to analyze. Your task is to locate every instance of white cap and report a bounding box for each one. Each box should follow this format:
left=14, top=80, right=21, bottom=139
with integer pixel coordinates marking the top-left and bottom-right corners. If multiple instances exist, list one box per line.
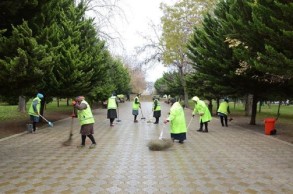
left=192, top=96, right=199, bottom=102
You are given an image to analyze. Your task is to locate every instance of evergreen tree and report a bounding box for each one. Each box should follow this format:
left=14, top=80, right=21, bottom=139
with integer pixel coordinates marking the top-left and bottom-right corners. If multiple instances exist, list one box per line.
left=0, top=21, right=52, bottom=98
left=188, top=0, right=292, bottom=124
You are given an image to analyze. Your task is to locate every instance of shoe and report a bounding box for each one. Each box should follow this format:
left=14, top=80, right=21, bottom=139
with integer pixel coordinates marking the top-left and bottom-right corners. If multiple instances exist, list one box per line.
left=197, top=129, right=203, bottom=132
left=178, top=140, right=184, bottom=144
left=134, top=120, right=138, bottom=123
left=110, top=124, right=114, bottom=126
left=89, top=144, right=96, bottom=149
left=77, top=145, right=85, bottom=148
left=203, top=130, right=208, bottom=133
left=153, top=122, right=158, bottom=124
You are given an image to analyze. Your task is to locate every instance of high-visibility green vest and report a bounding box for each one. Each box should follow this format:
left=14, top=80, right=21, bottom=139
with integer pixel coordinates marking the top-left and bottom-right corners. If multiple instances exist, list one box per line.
left=193, top=100, right=212, bottom=122
left=107, top=96, right=117, bottom=109
left=218, top=101, right=229, bottom=115
left=153, top=99, right=161, bottom=111
left=132, top=96, right=140, bottom=110
left=167, top=102, right=187, bottom=134
left=77, top=100, right=95, bottom=125
left=28, top=97, right=41, bottom=116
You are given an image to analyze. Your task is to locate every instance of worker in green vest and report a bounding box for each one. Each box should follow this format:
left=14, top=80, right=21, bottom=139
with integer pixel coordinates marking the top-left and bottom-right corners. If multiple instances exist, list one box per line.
left=217, top=98, right=230, bottom=127
left=72, top=96, right=96, bottom=149
left=192, top=96, right=212, bottom=133
left=164, top=98, right=187, bottom=144
left=132, top=94, right=141, bottom=122
left=107, top=93, right=118, bottom=126
left=152, top=96, right=161, bottom=124
left=28, top=93, right=44, bottom=133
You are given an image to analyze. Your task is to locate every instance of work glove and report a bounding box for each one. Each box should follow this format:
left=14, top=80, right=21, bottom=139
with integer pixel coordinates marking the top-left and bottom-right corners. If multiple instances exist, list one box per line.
left=192, top=114, right=195, bottom=118
left=199, top=112, right=204, bottom=116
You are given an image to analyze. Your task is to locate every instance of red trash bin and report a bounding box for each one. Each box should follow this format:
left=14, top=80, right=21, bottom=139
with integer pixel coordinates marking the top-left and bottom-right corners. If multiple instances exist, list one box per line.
left=264, top=118, right=276, bottom=135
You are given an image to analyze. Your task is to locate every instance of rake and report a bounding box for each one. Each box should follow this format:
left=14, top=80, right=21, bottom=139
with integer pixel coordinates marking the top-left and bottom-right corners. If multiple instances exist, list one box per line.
left=39, top=114, right=53, bottom=127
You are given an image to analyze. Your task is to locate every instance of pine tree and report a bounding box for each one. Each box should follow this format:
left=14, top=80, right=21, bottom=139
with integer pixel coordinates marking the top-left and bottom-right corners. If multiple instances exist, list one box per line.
left=0, top=21, right=52, bottom=98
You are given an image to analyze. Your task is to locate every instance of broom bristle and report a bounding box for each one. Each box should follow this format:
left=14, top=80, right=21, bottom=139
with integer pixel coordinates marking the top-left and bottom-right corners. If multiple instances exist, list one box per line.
left=62, top=140, right=72, bottom=146
left=147, top=138, right=173, bottom=151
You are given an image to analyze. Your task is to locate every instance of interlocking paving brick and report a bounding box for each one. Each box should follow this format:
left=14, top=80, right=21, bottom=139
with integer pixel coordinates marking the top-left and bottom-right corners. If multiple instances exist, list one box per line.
left=0, top=101, right=292, bottom=193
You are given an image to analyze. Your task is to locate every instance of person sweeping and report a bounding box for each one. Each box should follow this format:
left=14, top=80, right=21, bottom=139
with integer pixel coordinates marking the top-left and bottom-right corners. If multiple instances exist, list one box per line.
left=152, top=96, right=161, bottom=124
left=217, top=98, right=230, bottom=127
left=164, top=98, right=187, bottom=144
left=107, top=93, right=118, bottom=126
left=28, top=93, right=44, bottom=133
left=72, top=96, right=97, bottom=149
left=132, top=94, right=141, bottom=123
left=192, top=96, right=212, bottom=133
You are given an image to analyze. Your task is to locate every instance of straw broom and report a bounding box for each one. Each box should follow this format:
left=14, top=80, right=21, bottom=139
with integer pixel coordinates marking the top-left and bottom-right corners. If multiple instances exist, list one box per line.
left=62, top=116, right=74, bottom=146
left=147, top=124, right=173, bottom=151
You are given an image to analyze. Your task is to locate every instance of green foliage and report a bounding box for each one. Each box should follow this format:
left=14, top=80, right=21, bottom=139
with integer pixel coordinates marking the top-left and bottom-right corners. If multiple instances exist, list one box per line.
left=154, top=72, right=184, bottom=97
left=188, top=0, right=293, bottom=100
left=0, top=21, right=52, bottom=98
left=0, top=0, right=130, bottom=106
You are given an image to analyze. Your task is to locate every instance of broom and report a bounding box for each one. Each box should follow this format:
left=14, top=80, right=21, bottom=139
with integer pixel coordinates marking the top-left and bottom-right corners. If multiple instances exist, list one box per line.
left=147, top=124, right=173, bottom=151
left=117, top=107, right=121, bottom=122
left=186, top=117, right=193, bottom=130
left=140, top=108, right=146, bottom=120
left=39, top=114, right=54, bottom=127
left=146, top=110, right=153, bottom=123
left=63, top=111, right=75, bottom=146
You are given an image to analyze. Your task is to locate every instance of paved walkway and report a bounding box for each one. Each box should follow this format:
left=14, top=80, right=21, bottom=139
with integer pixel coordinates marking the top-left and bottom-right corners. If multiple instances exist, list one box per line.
left=0, top=101, right=292, bottom=194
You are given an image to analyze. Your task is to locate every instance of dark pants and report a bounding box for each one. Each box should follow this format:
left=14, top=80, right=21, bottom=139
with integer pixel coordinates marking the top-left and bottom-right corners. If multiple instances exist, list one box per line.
left=220, top=115, right=228, bottom=126
left=155, top=117, right=159, bottom=123
left=33, top=122, right=37, bottom=132
left=110, top=118, right=115, bottom=124
left=199, top=120, right=208, bottom=130
left=81, top=135, right=96, bottom=145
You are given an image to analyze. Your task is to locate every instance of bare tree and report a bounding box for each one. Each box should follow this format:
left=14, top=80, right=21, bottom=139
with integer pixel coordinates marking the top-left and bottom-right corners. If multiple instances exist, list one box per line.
left=122, top=55, right=147, bottom=94
left=79, top=0, right=127, bottom=51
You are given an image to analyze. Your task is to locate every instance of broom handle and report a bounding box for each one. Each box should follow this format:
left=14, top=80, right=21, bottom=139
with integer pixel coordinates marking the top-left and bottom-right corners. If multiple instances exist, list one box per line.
left=159, top=124, right=165, bottom=140
left=187, top=117, right=193, bottom=130
left=39, top=114, right=50, bottom=123
left=70, top=108, right=75, bottom=133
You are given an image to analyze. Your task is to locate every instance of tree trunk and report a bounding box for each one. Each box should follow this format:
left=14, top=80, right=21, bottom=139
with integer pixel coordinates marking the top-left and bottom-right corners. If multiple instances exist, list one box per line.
left=178, top=66, right=189, bottom=108
left=249, top=94, right=258, bottom=125
left=245, top=94, right=253, bottom=116
left=208, top=98, right=213, bottom=116
left=258, top=101, right=262, bottom=113
left=277, top=101, right=281, bottom=119
left=216, top=98, right=220, bottom=112
left=18, top=96, right=26, bottom=113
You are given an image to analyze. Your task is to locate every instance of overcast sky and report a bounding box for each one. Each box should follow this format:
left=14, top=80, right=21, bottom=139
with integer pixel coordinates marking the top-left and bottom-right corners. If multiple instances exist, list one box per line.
left=99, top=0, right=176, bottom=82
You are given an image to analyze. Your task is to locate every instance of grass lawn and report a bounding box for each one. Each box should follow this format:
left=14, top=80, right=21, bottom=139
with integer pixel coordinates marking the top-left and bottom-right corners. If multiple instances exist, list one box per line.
left=0, top=99, right=72, bottom=121
left=188, top=100, right=293, bottom=125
